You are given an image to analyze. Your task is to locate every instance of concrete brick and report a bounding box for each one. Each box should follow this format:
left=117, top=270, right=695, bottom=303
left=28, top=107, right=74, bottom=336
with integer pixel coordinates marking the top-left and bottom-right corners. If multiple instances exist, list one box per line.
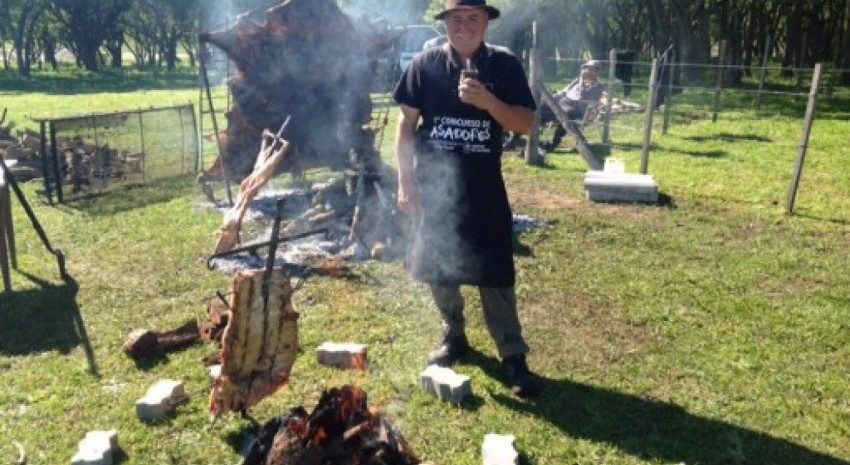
left=135, top=379, right=186, bottom=422
left=584, top=170, right=659, bottom=203
left=71, top=429, right=118, bottom=465
left=419, top=365, right=471, bottom=404
left=208, top=364, right=221, bottom=384
left=316, top=342, right=368, bottom=370
left=482, top=433, right=518, bottom=465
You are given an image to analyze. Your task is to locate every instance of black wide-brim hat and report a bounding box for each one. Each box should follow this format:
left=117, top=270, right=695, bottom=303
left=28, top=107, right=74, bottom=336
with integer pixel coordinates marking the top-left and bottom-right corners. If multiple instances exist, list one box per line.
left=434, top=0, right=501, bottom=20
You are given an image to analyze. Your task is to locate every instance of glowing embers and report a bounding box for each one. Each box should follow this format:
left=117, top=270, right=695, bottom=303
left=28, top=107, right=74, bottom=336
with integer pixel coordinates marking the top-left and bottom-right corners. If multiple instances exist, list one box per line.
left=209, top=268, right=300, bottom=418
left=242, top=386, right=422, bottom=465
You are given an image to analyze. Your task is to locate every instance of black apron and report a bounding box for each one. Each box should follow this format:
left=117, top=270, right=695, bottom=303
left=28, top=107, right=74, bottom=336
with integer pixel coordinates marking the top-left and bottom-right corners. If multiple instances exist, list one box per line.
left=397, top=45, right=524, bottom=287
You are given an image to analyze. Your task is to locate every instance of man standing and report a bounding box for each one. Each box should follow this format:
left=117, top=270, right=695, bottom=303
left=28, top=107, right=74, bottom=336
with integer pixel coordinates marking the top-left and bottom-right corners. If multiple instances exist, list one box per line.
left=393, top=0, right=540, bottom=397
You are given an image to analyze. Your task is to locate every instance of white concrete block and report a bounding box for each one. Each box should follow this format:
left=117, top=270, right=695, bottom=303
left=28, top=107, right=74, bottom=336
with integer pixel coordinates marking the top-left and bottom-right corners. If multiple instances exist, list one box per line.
left=584, top=170, right=659, bottom=203
left=208, top=364, right=221, bottom=384
left=419, top=364, right=471, bottom=404
left=135, top=379, right=186, bottom=421
left=482, top=433, right=518, bottom=465
left=71, top=429, right=118, bottom=465
left=316, top=342, right=368, bottom=370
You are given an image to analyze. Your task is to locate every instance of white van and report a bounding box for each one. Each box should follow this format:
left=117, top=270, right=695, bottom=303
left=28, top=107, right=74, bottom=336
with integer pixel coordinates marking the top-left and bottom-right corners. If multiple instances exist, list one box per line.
left=395, top=25, right=442, bottom=72
left=374, top=24, right=441, bottom=91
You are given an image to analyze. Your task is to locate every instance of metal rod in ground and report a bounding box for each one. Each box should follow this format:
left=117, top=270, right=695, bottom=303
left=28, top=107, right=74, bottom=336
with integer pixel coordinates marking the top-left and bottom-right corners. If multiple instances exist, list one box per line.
left=525, top=21, right=541, bottom=165
left=39, top=120, right=53, bottom=204
left=199, top=46, right=234, bottom=207
left=0, top=155, right=67, bottom=279
left=756, top=34, right=771, bottom=110
left=786, top=63, right=823, bottom=215
left=49, top=122, right=63, bottom=204
left=348, top=161, right=366, bottom=242
left=640, top=59, right=659, bottom=174
left=603, top=48, right=616, bottom=144
left=262, top=198, right=286, bottom=309
left=206, top=228, right=328, bottom=269
left=712, top=41, right=726, bottom=123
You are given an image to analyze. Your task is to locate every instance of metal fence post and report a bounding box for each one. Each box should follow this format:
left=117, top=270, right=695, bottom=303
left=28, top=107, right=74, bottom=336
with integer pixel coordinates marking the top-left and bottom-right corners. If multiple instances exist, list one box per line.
left=49, top=122, right=63, bottom=204
left=640, top=59, right=659, bottom=174
left=756, top=34, right=771, bottom=110
left=603, top=48, right=616, bottom=144
left=662, top=49, right=675, bottom=134
left=525, top=21, right=541, bottom=165
left=786, top=63, right=822, bottom=215
left=712, top=41, right=726, bottom=123
left=39, top=120, right=54, bottom=205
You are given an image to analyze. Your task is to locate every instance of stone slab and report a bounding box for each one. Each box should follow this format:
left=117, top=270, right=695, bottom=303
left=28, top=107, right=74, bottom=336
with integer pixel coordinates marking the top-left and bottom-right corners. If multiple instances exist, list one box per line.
left=316, top=342, right=368, bottom=370
left=584, top=170, right=659, bottom=203
left=419, top=364, right=471, bottom=404
left=135, top=379, right=185, bottom=422
left=482, top=433, right=518, bottom=465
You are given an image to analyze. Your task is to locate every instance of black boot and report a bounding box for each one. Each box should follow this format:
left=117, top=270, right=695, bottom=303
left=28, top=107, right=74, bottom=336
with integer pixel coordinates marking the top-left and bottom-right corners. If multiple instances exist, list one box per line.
left=427, top=334, right=470, bottom=367
left=502, top=353, right=541, bottom=398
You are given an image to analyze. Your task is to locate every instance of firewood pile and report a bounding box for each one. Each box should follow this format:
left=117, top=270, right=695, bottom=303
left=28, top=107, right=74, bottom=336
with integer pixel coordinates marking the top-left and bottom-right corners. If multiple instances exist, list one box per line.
left=198, top=0, right=389, bottom=185
left=0, top=111, right=43, bottom=182
left=57, top=136, right=145, bottom=193
left=0, top=115, right=143, bottom=188
left=243, top=385, right=424, bottom=465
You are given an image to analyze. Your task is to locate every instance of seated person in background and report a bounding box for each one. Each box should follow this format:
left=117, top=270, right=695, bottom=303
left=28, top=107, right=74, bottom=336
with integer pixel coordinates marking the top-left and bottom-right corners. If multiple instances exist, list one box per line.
left=505, top=59, right=605, bottom=152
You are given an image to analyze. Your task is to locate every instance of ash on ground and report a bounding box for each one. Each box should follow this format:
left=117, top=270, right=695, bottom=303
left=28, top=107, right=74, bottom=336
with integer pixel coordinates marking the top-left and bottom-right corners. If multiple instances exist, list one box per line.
left=204, top=179, right=549, bottom=275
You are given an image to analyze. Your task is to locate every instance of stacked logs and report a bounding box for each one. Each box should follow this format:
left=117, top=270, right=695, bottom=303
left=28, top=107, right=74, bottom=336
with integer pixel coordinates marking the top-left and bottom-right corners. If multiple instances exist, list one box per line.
left=198, top=0, right=386, bottom=183
left=0, top=125, right=142, bottom=188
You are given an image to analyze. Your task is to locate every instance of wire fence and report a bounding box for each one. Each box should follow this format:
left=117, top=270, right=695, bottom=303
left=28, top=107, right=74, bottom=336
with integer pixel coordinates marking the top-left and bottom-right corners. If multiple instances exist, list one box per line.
left=527, top=52, right=848, bottom=146
left=34, top=104, right=199, bottom=204
left=518, top=43, right=850, bottom=215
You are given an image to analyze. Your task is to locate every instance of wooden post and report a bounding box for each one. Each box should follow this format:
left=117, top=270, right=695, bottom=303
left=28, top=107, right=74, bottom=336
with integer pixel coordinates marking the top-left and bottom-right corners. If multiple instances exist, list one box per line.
left=537, top=86, right=602, bottom=170
left=524, top=21, right=541, bottom=165
left=786, top=63, right=822, bottom=215
left=199, top=49, right=234, bottom=206
left=602, top=48, right=616, bottom=144
left=49, top=123, right=63, bottom=204
left=756, top=34, right=771, bottom=110
left=712, top=41, right=726, bottom=123
left=662, top=49, right=675, bottom=134
left=640, top=59, right=659, bottom=174
left=39, top=120, right=54, bottom=205
left=0, top=159, right=15, bottom=292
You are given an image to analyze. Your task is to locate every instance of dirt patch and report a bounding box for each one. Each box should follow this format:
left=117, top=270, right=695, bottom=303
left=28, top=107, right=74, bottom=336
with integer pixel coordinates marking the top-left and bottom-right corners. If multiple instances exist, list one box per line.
left=507, top=184, right=582, bottom=211
left=521, top=294, right=657, bottom=367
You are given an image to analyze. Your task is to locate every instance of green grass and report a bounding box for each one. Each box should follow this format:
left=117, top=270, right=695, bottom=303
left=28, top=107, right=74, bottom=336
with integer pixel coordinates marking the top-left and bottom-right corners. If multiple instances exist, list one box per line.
left=1, top=70, right=849, bottom=465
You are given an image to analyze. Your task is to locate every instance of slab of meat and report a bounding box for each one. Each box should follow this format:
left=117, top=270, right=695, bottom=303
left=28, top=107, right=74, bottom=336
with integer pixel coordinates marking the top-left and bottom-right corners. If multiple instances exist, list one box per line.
left=214, top=128, right=290, bottom=254
left=209, top=268, right=300, bottom=418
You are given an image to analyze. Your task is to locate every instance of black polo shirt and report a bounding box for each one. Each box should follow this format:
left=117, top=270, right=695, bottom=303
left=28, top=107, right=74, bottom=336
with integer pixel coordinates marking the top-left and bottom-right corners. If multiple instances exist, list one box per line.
left=393, top=43, right=535, bottom=287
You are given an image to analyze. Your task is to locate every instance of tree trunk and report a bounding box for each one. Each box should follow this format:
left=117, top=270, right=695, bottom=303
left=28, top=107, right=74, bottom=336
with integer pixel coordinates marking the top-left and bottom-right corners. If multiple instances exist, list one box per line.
left=105, top=40, right=123, bottom=68
left=14, top=4, right=32, bottom=77
left=842, top=0, right=850, bottom=84
left=165, top=37, right=178, bottom=70
left=43, top=33, right=57, bottom=70
left=675, top=0, right=710, bottom=81
left=782, top=0, right=803, bottom=76
left=181, top=38, right=196, bottom=68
